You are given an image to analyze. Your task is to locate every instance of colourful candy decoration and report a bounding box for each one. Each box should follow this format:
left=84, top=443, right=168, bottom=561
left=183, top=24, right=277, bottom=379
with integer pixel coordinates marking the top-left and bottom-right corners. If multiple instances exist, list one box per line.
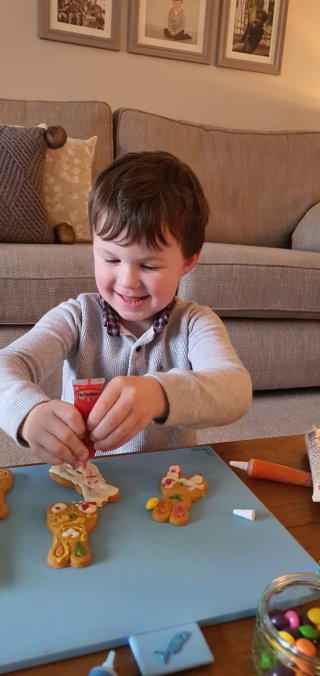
left=259, top=602, right=320, bottom=673
left=299, top=624, right=320, bottom=640
left=295, top=637, right=317, bottom=657
left=284, top=609, right=300, bottom=630
left=307, top=607, right=320, bottom=625
left=278, top=630, right=295, bottom=646
left=146, top=497, right=159, bottom=510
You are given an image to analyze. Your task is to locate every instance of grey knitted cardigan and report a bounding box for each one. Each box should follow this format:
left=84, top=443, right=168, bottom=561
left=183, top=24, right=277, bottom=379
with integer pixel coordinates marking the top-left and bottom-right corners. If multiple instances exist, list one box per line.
left=0, top=294, right=252, bottom=456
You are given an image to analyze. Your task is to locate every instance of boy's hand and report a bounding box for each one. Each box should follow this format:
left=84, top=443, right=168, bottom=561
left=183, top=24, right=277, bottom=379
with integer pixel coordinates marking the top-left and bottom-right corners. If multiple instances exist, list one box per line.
left=87, top=376, right=169, bottom=451
left=20, top=400, right=89, bottom=467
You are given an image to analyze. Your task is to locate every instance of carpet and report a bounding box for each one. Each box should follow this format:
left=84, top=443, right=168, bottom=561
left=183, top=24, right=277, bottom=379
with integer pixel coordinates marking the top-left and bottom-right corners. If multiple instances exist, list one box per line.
left=198, top=388, right=320, bottom=444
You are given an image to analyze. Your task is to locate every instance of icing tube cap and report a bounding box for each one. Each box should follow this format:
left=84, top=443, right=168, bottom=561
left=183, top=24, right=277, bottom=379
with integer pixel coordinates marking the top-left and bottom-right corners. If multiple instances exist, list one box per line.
left=233, top=508, right=256, bottom=521
left=230, top=460, right=249, bottom=471
left=88, top=650, right=118, bottom=676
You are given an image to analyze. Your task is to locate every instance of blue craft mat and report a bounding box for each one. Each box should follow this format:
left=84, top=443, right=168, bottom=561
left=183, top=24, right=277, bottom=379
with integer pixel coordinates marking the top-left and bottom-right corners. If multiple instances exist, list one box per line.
left=0, top=446, right=317, bottom=673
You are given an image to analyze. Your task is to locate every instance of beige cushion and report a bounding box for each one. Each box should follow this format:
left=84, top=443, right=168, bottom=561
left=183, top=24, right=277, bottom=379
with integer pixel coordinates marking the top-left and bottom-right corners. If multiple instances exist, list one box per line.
left=292, top=203, right=320, bottom=252
left=44, top=135, right=97, bottom=242
left=0, top=125, right=54, bottom=243
left=178, top=242, right=320, bottom=319
left=114, top=108, right=320, bottom=248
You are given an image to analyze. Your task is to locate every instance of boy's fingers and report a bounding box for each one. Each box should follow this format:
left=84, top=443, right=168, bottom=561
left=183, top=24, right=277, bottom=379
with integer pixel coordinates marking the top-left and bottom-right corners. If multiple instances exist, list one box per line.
left=90, top=403, right=128, bottom=441
left=87, top=382, right=121, bottom=429
left=34, top=445, right=68, bottom=466
left=93, top=412, right=144, bottom=451
left=49, top=418, right=88, bottom=459
left=38, top=429, right=87, bottom=465
left=52, top=400, right=87, bottom=436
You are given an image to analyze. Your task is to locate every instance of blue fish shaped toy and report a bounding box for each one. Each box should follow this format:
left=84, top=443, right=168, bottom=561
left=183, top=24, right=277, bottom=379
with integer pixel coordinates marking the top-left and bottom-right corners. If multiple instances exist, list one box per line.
left=154, top=630, right=191, bottom=664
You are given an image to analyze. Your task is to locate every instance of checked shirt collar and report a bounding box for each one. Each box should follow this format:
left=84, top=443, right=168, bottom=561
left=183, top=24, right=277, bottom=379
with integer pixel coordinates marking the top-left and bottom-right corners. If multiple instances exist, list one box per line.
left=99, top=296, right=175, bottom=337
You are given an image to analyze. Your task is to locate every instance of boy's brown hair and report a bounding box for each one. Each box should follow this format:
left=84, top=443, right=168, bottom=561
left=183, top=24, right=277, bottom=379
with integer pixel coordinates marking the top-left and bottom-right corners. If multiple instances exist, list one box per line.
left=88, top=151, right=208, bottom=259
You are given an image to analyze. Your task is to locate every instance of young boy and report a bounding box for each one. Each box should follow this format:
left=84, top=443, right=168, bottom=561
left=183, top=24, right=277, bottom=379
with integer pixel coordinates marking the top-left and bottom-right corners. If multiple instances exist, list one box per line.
left=0, top=151, right=252, bottom=467
left=163, top=0, right=192, bottom=41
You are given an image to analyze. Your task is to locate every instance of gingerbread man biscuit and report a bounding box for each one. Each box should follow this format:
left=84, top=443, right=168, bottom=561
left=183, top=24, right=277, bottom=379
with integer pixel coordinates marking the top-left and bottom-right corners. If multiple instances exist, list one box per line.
left=46, top=501, right=98, bottom=568
left=147, top=464, right=207, bottom=526
left=49, top=462, right=120, bottom=507
left=0, top=468, right=14, bottom=520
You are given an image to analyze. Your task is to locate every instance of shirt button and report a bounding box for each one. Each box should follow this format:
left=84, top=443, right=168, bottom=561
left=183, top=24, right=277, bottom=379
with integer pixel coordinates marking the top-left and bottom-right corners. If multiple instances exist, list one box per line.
left=136, top=346, right=142, bottom=353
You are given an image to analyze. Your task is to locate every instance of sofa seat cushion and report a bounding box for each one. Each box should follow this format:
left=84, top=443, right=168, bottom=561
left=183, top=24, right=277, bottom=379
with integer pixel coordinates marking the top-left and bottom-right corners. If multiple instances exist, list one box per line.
left=178, top=243, right=320, bottom=319
left=0, top=243, right=96, bottom=324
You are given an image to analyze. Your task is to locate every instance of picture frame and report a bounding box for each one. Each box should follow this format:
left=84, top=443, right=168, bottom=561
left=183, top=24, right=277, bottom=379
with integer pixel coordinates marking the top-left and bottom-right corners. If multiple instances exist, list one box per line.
left=216, top=0, right=289, bottom=74
left=127, top=0, right=219, bottom=64
left=38, top=0, right=121, bottom=51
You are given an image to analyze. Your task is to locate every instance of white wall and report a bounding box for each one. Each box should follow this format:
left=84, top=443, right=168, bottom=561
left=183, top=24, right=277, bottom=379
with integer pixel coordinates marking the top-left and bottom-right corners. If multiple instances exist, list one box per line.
left=0, top=0, right=319, bottom=130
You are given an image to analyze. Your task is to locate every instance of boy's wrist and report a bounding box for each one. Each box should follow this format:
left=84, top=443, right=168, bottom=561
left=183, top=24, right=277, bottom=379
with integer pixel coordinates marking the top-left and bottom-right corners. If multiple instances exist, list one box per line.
left=145, top=376, right=169, bottom=421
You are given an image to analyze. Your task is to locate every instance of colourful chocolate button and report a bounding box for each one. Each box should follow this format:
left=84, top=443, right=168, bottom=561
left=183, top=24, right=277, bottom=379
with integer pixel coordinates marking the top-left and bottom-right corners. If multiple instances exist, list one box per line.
left=295, top=637, right=317, bottom=656
left=278, top=630, right=295, bottom=646
left=284, top=609, right=300, bottom=630
left=299, top=624, right=320, bottom=640
left=259, top=649, right=273, bottom=670
left=307, top=607, right=320, bottom=625
left=271, top=613, right=290, bottom=630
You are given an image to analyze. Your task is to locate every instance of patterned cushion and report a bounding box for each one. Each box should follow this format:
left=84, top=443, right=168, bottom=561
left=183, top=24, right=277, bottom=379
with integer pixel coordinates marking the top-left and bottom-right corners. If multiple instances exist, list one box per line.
left=44, top=136, right=97, bottom=242
left=0, top=125, right=54, bottom=243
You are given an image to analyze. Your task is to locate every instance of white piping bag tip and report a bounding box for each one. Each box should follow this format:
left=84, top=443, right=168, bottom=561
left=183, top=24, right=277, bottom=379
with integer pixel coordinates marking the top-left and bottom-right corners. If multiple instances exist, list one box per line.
left=229, top=460, right=248, bottom=471
left=233, top=508, right=256, bottom=521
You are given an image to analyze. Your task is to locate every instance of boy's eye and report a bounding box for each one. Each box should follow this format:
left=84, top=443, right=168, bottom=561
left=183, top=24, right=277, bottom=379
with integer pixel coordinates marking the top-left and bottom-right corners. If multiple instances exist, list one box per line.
left=104, top=258, right=120, bottom=264
left=141, top=264, right=158, bottom=270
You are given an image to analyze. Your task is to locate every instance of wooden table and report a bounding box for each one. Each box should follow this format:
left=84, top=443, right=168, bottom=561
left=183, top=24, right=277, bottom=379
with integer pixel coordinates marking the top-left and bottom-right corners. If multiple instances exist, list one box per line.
left=12, top=434, right=319, bottom=676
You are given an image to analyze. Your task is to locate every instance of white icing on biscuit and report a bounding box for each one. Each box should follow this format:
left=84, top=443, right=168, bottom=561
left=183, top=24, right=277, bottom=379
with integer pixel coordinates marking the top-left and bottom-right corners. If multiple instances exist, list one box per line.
left=161, top=467, right=205, bottom=492
left=62, top=528, right=80, bottom=539
left=49, top=462, right=119, bottom=507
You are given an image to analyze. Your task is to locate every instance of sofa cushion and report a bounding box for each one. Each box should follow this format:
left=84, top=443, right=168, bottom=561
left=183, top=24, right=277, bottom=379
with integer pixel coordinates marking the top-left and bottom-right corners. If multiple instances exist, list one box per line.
left=114, top=108, right=320, bottom=248
left=292, top=202, right=320, bottom=252
left=178, top=243, right=320, bottom=319
left=0, top=125, right=54, bottom=243
left=0, top=243, right=96, bottom=324
left=44, top=135, right=97, bottom=242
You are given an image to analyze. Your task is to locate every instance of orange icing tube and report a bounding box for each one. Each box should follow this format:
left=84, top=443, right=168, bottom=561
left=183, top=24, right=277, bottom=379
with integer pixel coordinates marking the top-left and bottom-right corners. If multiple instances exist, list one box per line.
left=229, top=458, right=313, bottom=487
left=72, top=378, right=105, bottom=459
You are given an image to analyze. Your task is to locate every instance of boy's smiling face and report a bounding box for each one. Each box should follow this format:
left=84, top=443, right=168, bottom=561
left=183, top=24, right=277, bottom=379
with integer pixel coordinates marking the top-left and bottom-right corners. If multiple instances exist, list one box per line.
left=93, top=229, right=199, bottom=335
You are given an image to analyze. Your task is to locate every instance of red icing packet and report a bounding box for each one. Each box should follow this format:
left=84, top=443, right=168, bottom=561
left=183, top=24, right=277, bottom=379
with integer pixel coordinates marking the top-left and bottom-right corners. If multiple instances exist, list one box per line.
left=73, top=378, right=105, bottom=460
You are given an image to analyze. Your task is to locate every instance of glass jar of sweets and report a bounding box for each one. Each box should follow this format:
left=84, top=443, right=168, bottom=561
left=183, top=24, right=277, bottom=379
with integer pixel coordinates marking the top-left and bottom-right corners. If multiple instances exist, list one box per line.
left=253, top=572, right=320, bottom=675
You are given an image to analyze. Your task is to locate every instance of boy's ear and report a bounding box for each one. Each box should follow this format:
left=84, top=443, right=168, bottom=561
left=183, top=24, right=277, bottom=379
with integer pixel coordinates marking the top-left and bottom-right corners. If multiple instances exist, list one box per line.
left=181, top=250, right=201, bottom=276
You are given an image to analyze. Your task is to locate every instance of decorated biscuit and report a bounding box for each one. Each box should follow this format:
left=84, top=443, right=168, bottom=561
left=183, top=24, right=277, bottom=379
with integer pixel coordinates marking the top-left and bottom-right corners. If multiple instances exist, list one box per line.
left=0, top=468, right=14, bottom=520
left=49, top=461, right=120, bottom=507
left=147, top=465, right=207, bottom=526
left=46, top=501, right=98, bottom=568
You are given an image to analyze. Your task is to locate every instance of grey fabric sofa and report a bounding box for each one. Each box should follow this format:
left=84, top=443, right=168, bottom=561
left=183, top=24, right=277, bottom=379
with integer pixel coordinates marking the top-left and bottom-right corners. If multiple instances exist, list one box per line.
left=0, top=99, right=320, bottom=461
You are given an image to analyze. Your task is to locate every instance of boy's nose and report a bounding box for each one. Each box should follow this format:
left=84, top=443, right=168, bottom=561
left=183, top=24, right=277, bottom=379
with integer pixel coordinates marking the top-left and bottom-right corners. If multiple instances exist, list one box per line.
left=118, top=265, right=141, bottom=289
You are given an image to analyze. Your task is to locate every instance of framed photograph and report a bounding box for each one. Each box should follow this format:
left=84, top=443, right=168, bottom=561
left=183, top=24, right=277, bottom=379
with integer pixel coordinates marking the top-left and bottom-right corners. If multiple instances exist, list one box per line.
left=38, top=0, right=121, bottom=51
left=127, top=0, right=219, bottom=64
left=216, top=0, right=289, bottom=74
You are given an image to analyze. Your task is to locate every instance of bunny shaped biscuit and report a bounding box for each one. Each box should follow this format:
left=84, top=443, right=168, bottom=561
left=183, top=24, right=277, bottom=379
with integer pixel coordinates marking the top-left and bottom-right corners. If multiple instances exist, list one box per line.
left=0, top=468, right=14, bottom=519
left=46, top=501, right=98, bottom=568
left=148, top=465, right=207, bottom=526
